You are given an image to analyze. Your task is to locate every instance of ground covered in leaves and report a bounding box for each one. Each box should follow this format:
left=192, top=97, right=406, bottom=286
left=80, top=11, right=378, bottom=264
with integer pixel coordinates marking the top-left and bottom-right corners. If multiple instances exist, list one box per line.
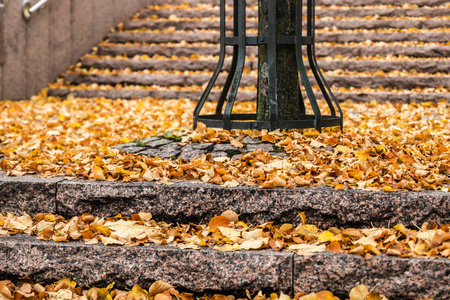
left=1, top=211, right=449, bottom=259
left=1, top=277, right=414, bottom=300
left=0, top=95, right=448, bottom=191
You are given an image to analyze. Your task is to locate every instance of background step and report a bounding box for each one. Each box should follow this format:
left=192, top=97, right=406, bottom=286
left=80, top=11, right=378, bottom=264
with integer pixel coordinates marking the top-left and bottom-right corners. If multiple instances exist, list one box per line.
left=139, top=7, right=450, bottom=19
left=124, top=18, right=446, bottom=31
left=95, top=44, right=450, bottom=59
left=148, top=0, right=449, bottom=7
left=0, top=234, right=449, bottom=299
left=108, top=30, right=450, bottom=44
left=81, top=57, right=450, bottom=73
left=47, top=88, right=450, bottom=103
left=63, top=72, right=450, bottom=90
left=46, top=0, right=450, bottom=105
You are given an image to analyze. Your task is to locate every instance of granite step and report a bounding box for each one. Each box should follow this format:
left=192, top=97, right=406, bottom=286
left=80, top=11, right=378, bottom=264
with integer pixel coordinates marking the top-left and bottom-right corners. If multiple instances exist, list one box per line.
left=96, top=44, right=450, bottom=59
left=81, top=57, right=450, bottom=74
left=47, top=88, right=450, bottom=103
left=1, top=173, right=449, bottom=228
left=64, top=73, right=450, bottom=90
left=0, top=234, right=449, bottom=299
left=139, top=6, right=450, bottom=19
left=124, top=18, right=446, bottom=31
left=108, top=30, right=450, bottom=44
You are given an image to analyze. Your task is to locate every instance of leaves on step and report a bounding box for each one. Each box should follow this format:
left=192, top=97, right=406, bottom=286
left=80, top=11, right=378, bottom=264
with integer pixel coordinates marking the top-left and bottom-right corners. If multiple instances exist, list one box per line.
left=1, top=212, right=450, bottom=259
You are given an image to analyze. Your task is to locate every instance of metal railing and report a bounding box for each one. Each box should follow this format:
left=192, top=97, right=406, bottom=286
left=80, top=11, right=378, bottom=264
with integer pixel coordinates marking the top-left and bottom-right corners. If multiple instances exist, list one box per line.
left=22, top=0, right=48, bottom=21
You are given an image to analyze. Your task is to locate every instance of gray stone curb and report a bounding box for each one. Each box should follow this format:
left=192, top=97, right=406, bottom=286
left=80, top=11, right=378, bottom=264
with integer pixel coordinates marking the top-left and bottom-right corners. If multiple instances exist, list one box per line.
left=294, top=252, right=450, bottom=299
left=0, top=173, right=64, bottom=215
left=0, top=234, right=449, bottom=299
left=55, top=180, right=450, bottom=228
left=0, top=234, right=293, bottom=294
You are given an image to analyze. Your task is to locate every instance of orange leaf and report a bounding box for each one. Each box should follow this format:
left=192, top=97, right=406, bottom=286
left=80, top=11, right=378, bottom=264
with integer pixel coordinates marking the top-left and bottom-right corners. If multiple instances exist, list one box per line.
left=209, top=216, right=233, bottom=231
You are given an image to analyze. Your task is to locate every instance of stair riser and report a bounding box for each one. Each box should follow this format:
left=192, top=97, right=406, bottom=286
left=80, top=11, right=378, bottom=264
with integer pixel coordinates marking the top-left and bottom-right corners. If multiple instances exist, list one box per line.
left=109, top=31, right=450, bottom=44
left=125, top=19, right=446, bottom=31
left=81, top=58, right=450, bottom=74
left=64, top=73, right=450, bottom=89
left=139, top=7, right=450, bottom=19
left=294, top=254, right=450, bottom=299
left=47, top=89, right=450, bottom=104
left=0, top=235, right=292, bottom=294
left=97, top=45, right=450, bottom=59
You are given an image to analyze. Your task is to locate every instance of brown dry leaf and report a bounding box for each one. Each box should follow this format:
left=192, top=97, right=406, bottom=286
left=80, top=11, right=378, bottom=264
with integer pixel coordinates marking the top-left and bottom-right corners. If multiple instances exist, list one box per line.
left=349, top=285, right=369, bottom=300
left=148, top=281, right=173, bottom=297
left=138, top=212, right=153, bottom=222
left=100, top=236, right=124, bottom=246
left=221, top=210, right=239, bottom=223
left=240, top=238, right=267, bottom=250
left=229, top=138, right=244, bottom=149
left=288, top=244, right=326, bottom=255
left=48, top=289, right=72, bottom=300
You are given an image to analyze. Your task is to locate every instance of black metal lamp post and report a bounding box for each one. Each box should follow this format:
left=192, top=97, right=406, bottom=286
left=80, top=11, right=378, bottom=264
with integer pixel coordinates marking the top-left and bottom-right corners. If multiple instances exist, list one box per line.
left=193, top=0, right=343, bottom=132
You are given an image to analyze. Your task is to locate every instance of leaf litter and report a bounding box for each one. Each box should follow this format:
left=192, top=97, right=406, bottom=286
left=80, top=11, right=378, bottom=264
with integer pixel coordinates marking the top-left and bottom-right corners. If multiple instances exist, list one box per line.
left=1, top=211, right=449, bottom=259
left=0, top=94, right=448, bottom=192
left=0, top=277, right=434, bottom=300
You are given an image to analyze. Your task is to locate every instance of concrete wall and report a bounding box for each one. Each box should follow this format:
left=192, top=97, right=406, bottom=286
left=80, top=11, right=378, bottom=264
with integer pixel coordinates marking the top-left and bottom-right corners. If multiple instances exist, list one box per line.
left=0, top=0, right=151, bottom=100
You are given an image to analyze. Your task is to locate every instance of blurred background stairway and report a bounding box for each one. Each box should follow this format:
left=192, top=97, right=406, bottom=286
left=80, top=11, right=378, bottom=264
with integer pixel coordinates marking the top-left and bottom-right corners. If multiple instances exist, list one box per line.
left=47, top=0, right=450, bottom=104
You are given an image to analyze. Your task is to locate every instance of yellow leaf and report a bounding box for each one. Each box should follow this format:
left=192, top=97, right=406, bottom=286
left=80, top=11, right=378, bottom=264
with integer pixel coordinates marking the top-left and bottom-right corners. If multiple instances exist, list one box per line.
left=240, top=238, right=267, bottom=250
left=127, top=285, right=150, bottom=300
left=383, top=185, right=395, bottom=192
left=318, top=231, right=340, bottom=243
left=297, top=224, right=319, bottom=236
left=335, top=145, right=351, bottom=153
left=393, top=224, right=407, bottom=235
left=355, top=150, right=370, bottom=161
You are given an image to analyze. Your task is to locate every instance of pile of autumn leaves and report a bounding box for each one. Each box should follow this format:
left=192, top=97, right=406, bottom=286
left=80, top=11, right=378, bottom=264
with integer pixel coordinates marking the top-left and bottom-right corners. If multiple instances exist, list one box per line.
left=0, top=96, right=449, bottom=192
left=1, top=211, right=449, bottom=258
left=0, top=277, right=396, bottom=300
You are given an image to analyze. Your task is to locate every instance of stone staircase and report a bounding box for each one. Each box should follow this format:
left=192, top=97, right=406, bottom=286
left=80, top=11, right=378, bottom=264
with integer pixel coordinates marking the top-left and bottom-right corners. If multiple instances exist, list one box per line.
left=47, top=0, right=450, bottom=104
left=2, top=0, right=450, bottom=299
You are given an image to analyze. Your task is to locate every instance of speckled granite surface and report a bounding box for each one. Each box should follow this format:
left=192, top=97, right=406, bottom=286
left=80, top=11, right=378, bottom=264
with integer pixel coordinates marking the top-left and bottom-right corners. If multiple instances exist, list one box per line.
left=0, top=173, right=63, bottom=215
left=112, top=136, right=286, bottom=161
left=294, top=252, right=450, bottom=299
left=57, top=180, right=450, bottom=228
left=0, top=235, right=293, bottom=293
left=1, top=234, right=449, bottom=299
